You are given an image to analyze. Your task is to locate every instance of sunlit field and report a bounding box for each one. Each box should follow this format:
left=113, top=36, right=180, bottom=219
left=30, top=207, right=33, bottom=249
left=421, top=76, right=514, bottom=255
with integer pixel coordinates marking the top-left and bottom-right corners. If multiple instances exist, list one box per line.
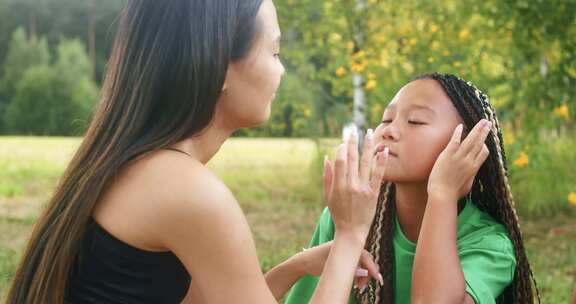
left=0, top=137, right=574, bottom=302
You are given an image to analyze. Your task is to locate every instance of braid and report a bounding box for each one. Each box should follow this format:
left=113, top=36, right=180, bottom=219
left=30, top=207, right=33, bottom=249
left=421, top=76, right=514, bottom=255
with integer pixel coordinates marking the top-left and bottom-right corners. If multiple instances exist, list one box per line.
left=356, top=183, right=395, bottom=304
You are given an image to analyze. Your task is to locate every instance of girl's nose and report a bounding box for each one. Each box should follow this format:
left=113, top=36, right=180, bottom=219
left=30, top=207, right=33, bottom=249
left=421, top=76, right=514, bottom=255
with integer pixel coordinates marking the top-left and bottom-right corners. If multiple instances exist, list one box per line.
left=379, top=124, right=400, bottom=142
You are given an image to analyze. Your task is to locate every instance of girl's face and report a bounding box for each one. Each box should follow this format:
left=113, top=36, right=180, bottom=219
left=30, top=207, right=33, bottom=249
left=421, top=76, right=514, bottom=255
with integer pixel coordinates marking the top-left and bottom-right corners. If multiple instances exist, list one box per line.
left=216, top=0, right=285, bottom=129
left=374, top=79, right=463, bottom=183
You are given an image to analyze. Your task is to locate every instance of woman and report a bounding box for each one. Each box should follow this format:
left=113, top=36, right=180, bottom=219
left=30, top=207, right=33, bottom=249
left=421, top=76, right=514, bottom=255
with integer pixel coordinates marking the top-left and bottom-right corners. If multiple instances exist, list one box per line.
left=7, top=1, right=389, bottom=303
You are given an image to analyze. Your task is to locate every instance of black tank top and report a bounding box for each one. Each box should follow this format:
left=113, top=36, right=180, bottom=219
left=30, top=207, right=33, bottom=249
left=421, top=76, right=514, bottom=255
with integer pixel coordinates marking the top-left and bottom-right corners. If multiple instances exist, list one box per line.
left=66, top=218, right=191, bottom=303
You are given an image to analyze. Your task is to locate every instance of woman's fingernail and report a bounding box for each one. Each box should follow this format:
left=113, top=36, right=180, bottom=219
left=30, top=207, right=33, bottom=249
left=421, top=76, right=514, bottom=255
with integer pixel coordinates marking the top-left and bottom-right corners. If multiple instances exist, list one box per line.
left=367, top=129, right=374, bottom=141
left=384, top=147, right=389, bottom=157
left=355, top=268, right=368, bottom=277
left=378, top=273, right=384, bottom=286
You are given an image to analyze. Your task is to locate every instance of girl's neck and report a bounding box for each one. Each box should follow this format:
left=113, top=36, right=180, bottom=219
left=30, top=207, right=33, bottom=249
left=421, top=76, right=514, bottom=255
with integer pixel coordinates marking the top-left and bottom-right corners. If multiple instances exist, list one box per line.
left=394, top=182, right=429, bottom=243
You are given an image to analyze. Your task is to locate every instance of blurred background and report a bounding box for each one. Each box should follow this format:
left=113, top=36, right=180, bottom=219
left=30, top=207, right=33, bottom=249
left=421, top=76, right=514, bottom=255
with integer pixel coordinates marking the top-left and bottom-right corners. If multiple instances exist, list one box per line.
left=0, top=0, right=574, bottom=302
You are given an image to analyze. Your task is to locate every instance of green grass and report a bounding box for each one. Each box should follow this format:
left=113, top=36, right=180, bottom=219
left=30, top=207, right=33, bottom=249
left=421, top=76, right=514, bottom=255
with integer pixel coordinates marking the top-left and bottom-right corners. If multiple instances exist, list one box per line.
left=0, top=137, right=574, bottom=303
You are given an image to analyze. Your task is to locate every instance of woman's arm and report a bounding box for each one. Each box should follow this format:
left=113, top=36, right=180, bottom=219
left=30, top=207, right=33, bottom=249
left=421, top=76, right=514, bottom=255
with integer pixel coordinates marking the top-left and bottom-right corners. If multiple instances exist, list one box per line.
left=412, top=120, right=491, bottom=304
left=310, top=128, right=388, bottom=303
left=161, top=128, right=387, bottom=303
left=264, top=252, right=306, bottom=300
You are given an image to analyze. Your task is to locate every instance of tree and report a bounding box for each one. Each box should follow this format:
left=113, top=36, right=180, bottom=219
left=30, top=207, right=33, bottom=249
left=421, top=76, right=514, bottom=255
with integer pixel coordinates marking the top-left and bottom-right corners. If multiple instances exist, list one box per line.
left=0, top=27, right=50, bottom=133
left=5, top=38, right=97, bottom=135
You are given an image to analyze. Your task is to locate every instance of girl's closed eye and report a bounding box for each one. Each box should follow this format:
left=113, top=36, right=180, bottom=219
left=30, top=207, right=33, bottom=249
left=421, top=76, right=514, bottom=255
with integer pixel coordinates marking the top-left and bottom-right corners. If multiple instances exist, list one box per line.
left=381, top=119, right=427, bottom=125
left=408, top=119, right=427, bottom=125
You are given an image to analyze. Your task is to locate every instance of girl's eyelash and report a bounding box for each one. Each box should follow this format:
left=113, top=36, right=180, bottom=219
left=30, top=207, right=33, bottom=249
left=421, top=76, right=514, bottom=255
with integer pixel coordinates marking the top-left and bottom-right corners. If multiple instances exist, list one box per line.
left=381, top=120, right=426, bottom=125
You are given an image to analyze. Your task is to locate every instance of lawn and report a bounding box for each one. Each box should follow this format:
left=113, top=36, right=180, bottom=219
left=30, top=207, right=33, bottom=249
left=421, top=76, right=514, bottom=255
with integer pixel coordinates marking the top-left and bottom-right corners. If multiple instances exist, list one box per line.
left=0, top=137, right=574, bottom=303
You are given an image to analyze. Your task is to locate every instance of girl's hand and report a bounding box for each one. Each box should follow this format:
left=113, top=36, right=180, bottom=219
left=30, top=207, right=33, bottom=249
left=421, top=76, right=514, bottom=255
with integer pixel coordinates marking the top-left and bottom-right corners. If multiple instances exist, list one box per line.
left=427, top=119, right=492, bottom=201
left=297, top=241, right=384, bottom=289
left=323, top=128, right=390, bottom=239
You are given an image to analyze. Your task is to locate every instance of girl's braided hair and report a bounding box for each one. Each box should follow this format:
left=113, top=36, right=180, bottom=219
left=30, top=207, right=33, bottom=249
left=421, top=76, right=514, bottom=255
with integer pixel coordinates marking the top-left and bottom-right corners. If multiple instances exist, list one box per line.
left=356, top=73, right=540, bottom=304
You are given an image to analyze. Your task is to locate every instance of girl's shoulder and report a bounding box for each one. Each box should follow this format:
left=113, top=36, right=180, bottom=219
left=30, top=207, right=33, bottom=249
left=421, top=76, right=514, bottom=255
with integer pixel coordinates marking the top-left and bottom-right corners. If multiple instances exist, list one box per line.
left=456, top=201, right=514, bottom=253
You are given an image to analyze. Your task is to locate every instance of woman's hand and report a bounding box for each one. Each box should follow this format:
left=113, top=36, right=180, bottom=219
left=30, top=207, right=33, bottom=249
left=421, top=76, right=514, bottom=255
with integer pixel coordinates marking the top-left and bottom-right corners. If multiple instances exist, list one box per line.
left=297, top=241, right=384, bottom=290
left=323, top=128, right=390, bottom=239
left=427, top=119, right=492, bottom=201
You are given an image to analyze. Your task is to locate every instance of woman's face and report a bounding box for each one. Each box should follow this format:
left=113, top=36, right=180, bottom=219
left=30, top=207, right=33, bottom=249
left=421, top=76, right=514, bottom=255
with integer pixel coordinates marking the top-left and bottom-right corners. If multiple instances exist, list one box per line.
left=216, top=0, right=284, bottom=129
left=373, top=79, right=463, bottom=183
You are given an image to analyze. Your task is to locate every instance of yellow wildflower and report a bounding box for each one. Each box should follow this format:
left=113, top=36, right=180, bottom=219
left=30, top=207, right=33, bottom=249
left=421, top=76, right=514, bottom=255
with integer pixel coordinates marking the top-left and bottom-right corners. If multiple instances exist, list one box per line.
left=430, top=24, right=439, bottom=33
left=352, top=50, right=366, bottom=59
left=350, top=51, right=368, bottom=73
left=569, top=192, right=576, bottom=206
left=459, top=29, right=470, bottom=41
left=513, top=152, right=529, bottom=168
left=553, top=105, right=569, bottom=120
left=375, top=33, right=386, bottom=44
left=428, top=57, right=435, bottom=63
left=365, top=79, right=377, bottom=91
left=368, top=72, right=376, bottom=80
left=505, top=132, right=516, bottom=145
left=408, top=38, right=417, bottom=46
left=402, top=62, right=414, bottom=73
left=329, top=33, right=342, bottom=44
left=371, top=104, right=383, bottom=116
left=442, top=50, right=451, bottom=57
left=346, top=42, right=355, bottom=51
left=350, top=62, right=367, bottom=73
left=303, top=108, right=312, bottom=118
left=335, top=67, right=346, bottom=77
left=567, top=67, right=576, bottom=78
left=453, top=61, right=462, bottom=68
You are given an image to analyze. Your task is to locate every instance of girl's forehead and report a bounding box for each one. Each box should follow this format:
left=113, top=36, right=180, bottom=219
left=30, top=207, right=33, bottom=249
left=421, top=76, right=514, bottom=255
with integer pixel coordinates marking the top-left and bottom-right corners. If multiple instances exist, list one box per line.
left=386, top=79, right=454, bottom=112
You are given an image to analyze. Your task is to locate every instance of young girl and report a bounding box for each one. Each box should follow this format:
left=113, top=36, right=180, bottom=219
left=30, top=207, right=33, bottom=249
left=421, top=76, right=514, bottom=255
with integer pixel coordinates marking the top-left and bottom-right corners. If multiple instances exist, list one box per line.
left=286, top=73, right=539, bottom=304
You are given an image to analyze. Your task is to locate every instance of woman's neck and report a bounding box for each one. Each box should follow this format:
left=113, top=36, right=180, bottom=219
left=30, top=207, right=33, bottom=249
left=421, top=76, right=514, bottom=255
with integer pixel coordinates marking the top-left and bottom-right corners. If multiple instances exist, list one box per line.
left=172, top=117, right=235, bottom=165
left=394, top=181, right=429, bottom=243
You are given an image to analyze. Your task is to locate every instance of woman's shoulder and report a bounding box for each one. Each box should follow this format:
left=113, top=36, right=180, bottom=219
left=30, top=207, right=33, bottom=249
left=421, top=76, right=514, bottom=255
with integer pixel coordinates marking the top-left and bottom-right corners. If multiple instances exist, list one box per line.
left=126, top=149, right=231, bottom=202
left=94, top=149, right=240, bottom=252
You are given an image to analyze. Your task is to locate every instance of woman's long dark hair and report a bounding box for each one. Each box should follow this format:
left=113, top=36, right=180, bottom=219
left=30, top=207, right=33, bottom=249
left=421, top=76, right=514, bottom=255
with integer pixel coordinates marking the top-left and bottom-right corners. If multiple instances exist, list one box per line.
left=356, top=73, right=540, bottom=303
left=6, top=1, right=263, bottom=303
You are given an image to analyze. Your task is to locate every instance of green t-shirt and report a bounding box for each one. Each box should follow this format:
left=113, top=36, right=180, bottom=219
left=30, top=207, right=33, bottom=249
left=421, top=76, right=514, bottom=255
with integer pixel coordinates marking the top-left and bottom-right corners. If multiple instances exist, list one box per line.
left=285, top=199, right=516, bottom=304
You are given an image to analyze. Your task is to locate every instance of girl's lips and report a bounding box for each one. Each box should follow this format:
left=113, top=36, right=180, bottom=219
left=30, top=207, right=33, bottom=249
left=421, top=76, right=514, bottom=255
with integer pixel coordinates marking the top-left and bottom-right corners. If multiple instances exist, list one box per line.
left=374, top=145, right=398, bottom=157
